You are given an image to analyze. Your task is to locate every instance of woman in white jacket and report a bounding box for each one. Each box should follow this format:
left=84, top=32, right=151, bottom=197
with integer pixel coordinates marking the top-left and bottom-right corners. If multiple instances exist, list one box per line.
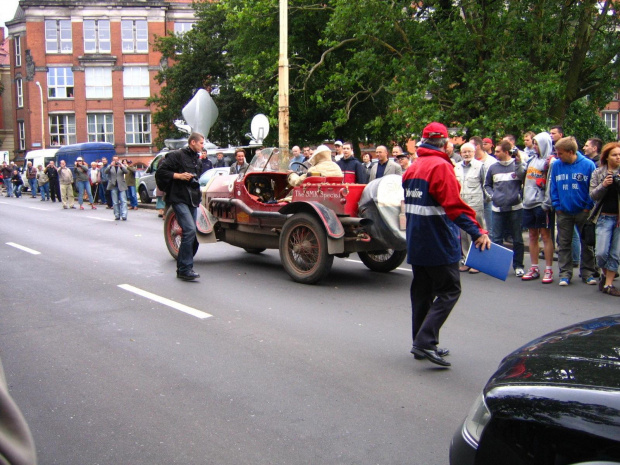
left=458, top=143, right=486, bottom=273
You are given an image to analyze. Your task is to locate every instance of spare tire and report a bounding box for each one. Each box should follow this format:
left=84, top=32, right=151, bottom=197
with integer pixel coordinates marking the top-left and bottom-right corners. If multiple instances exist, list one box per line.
left=358, top=174, right=406, bottom=250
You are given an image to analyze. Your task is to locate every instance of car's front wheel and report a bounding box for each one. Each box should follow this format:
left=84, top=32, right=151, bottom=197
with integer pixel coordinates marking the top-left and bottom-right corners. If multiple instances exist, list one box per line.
left=279, top=213, right=333, bottom=284
left=164, top=209, right=199, bottom=260
left=358, top=249, right=407, bottom=272
left=139, top=185, right=152, bottom=204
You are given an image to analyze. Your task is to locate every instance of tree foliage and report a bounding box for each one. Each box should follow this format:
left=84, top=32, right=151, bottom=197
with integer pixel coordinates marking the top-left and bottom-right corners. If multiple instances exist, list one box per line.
left=149, top=0, right=620, bottom=148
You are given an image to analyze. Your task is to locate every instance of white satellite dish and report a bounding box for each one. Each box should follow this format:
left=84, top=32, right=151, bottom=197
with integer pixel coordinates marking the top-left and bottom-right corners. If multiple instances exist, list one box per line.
left=250, top=114, right=270, bottom=145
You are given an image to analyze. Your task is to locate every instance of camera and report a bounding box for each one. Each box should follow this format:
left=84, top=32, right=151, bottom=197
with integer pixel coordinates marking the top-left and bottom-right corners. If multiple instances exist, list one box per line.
left=510, top=147, right=518, bottom=158
left=613, top=173, right=620, bottom=189
left=189, top=175, right=200, bottom=189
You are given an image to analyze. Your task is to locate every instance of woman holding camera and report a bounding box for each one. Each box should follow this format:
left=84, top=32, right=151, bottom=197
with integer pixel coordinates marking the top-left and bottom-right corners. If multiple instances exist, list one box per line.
left=589, top=142, right=620, bottom=296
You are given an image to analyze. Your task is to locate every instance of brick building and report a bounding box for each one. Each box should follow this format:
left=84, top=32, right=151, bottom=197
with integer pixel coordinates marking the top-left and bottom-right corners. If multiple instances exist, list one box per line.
left=5, top=0, right=195, bottom=165
left=0, top=28, right=15, bottom=160
left=602, top=93, right=620, bottom=137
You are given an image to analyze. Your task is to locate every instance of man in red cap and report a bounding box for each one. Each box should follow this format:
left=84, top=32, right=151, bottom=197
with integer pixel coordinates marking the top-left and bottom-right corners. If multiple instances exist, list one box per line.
left=403, top=122, right=491, bottom=367
left=482, top=138, right=494, bottom=157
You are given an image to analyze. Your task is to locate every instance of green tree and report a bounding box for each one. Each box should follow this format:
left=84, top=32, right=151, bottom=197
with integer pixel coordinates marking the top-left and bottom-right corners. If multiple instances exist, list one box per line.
left=148, top=4, right=259, bottom=148
left=149, top=0, right=620, bottom=148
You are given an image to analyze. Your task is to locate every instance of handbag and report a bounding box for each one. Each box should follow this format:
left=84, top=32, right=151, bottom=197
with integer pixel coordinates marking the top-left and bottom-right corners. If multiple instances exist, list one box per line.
left=581, top=221, right=596, bottom=248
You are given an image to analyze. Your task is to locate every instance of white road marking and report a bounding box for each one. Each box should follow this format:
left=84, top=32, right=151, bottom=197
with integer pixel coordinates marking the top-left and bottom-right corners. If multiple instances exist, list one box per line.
left=6, top=242, right=41, bottom=255
left=28, top=207, right=47, bottom=211
left=345, top=258, right=410, bottom=272
left=87, top=216, right=115, bottom=222
left=118, top=284, right=213, bottom=319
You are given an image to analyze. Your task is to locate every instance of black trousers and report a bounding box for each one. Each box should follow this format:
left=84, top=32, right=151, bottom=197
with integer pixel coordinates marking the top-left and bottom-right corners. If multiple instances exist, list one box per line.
left=410, top=262, right=461, bottom=350
left=49, top=178, right=61, bottom=202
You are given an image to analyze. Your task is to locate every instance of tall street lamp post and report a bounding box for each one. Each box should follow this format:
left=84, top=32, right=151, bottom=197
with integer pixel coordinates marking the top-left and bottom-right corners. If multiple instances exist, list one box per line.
left=35, top=81, right=45, bottom=148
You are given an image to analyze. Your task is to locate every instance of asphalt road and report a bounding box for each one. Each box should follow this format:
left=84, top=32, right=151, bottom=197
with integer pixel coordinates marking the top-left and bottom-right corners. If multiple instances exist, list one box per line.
left=0, top=196, right=616, bottom=465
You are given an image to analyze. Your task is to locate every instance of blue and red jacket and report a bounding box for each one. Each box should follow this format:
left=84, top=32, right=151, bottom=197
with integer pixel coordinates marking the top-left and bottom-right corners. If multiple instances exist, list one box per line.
left=337, top=156, right=368, bottom=184
left=403, top=144, right=487, bottom=266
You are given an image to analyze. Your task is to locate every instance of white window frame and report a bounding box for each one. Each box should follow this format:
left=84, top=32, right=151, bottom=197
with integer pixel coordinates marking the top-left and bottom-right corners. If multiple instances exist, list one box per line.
left=16, top=79, right=23, bottom=108
left=47, top=67, right=74, bottom=99
left=125, top=113, right=151, bottom=145
left=87, top=113, right=114, bottom=143
left=174, top=22, right=194, bottom=35
left=603, top=112, right=618, bottom=133
left=83, top=19, right=111, bottom=54
left=85, top=67, right=113, bottom=99
left=45, top=19, right=72, bottom=53
left=18, top=121, right=26, bottom=151
left=123, top=66, right=150, bottom=98
left=14, top=36, right=22, bottom=67
left=49, top=114, right=76, bottom=146
left=121, top=20, right=148, bottom=53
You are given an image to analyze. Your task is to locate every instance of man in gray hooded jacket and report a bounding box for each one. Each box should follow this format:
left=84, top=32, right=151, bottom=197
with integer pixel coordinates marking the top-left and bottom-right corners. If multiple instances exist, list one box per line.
left=521, top=132, right=555, bottom=283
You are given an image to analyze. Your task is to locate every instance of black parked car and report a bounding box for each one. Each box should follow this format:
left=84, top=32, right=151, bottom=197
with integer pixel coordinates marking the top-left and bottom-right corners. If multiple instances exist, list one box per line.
left=450, top=314, right=620, bottom=465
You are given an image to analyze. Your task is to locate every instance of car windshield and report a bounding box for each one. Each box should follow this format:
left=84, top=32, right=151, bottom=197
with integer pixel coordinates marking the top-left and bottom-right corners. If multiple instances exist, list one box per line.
left=247, top=148, right=289, bottom=173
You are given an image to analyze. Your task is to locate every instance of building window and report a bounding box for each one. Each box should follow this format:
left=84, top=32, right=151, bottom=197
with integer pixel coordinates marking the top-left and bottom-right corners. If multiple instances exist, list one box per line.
left=18, top=121, right=26, bottom=151
left=87, top=114, right=114, bottom=143
left=85, top=67, right=112, bottom=99
left=174, top=22, right=194, bottom=35
left=48, top=67, right=74, bottom=98
left=45, top=19, right=72, bottom=53
left=14, top=36, right=22, bottom=67
left=123, top=66, right=150, bottom=98
left=49, top=114, right=76, bottom=146
left=121, top=20, right=148, bottom=53
left=603, top=112, right=618, bottom=133
left=83, top=20, right=111, bottom=54
left=16, top=79, right=23, bottom=108
left=125, top=113, right=151, bottom=144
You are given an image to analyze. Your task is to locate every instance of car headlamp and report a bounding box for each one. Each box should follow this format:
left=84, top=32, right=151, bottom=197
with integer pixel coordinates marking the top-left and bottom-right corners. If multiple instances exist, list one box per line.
left=462, top=393, right=491, bottom=448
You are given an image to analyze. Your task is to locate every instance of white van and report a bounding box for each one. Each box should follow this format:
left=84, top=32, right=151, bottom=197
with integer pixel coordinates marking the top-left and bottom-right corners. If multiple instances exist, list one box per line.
left=21, top=149, right=59, bottom=192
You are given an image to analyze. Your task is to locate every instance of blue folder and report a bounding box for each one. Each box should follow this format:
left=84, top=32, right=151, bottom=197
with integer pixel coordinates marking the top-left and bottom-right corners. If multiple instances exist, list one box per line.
left=464, top=242, right=513, bottom=281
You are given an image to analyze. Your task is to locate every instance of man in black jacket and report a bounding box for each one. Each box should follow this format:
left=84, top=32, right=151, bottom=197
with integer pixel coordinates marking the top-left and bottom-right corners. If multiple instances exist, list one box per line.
left=156, top=133, right=204, bottom=281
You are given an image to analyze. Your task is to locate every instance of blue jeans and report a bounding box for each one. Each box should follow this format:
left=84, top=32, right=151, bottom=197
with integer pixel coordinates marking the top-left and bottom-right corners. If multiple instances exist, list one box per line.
left=492, top=209, right=524, bottom=269
left=39, top=182, right=50, bottom=200
left=28, top=178, right=37, bottom=196
left=595, top=214, right=620, bottom=272
left=110, top=188, right=128, bottom=219
left=14, top=184, right=22, bottom=197
left=127, top=185, right=138, bottom=208
left=76, top=180, right=94, bottom=205
left=172, top=202, right=197, bottom=274
left=571, top=225, right=581, bottom=264
left=3, top=178, right=13, bottom=197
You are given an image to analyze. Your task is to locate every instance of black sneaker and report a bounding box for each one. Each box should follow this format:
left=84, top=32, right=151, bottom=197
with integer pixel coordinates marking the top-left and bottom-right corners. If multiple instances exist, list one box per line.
left=177, top=270, right=200, bottom=281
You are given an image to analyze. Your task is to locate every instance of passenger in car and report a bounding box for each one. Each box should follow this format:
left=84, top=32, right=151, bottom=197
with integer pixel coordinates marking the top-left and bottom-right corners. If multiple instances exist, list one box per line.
left=287, top=145, right=343, bottom=187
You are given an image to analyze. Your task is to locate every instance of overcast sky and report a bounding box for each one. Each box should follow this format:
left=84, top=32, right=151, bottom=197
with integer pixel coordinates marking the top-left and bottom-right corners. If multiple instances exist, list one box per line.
left=1, top=0, right=20, bottom=34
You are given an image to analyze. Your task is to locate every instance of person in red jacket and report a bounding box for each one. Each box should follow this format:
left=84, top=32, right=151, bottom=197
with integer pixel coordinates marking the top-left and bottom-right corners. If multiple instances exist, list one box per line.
left=403, top=122, right=490, bottom=367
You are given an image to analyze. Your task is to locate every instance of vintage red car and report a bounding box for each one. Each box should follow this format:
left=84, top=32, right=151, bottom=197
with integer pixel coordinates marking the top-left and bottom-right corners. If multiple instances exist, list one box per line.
left=164, top=148, right=408, bottom=284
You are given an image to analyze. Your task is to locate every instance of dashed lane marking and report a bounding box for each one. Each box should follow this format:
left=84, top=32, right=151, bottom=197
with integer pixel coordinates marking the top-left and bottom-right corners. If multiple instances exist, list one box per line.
left=6, top=242, right=42, bottom=255
left=344, top=258, right=410, bottom=273
left=87, top=216, right=115, bottom=222
left=118, top=284, right=213, bottom=320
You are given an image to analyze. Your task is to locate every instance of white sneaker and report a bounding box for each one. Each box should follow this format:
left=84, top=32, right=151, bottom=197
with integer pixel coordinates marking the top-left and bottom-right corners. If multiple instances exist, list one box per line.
left=515, top=268, right=524, bottom=277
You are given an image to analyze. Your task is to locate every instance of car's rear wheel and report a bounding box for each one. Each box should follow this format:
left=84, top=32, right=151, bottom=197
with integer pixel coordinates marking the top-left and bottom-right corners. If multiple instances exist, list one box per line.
left=164, top=209, right=199, bottom=260
left=358, top=249, right=407, bottom=272
left=139, top=185, right=152, bottom=204
left=279, top=213, right=333, bottom=284
left=244, top=248, right=266, bottom=254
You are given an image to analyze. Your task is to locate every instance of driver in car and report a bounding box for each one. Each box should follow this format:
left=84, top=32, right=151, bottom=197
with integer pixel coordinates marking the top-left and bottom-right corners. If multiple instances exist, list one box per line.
left=287, top=145, right=343, bottom=187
